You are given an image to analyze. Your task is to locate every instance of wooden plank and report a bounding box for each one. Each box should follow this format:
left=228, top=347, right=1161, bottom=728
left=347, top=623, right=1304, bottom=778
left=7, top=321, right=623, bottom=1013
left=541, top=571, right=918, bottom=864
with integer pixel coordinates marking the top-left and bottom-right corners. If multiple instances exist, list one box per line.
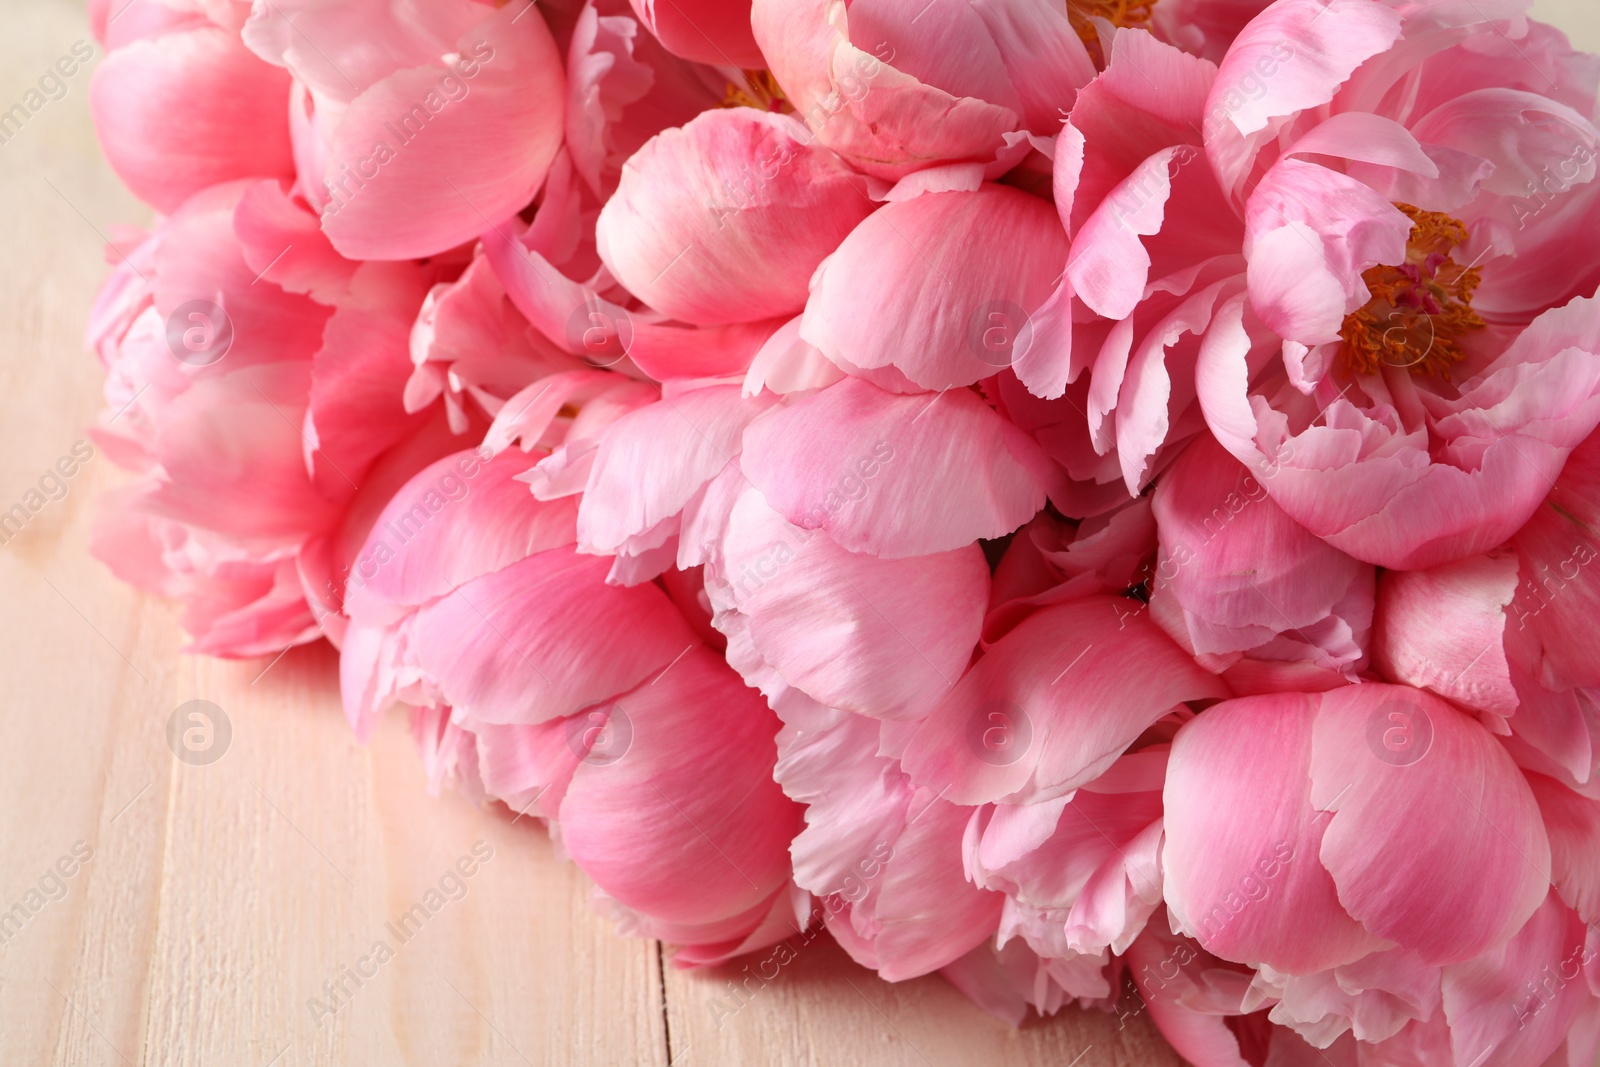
left=0, top=4, right=174, bottom=1065
left=136, top=646, right=665, bottom=1067
left=662, top=935, right=1181, bottom=1067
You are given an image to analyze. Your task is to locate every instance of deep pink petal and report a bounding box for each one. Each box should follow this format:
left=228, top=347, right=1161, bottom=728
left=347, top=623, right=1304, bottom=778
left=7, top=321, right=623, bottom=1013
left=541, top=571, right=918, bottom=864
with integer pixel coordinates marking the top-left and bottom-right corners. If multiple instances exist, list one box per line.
left=91, top=25, right=294, bottom=213
left=561, top=646, right=801, bottom=927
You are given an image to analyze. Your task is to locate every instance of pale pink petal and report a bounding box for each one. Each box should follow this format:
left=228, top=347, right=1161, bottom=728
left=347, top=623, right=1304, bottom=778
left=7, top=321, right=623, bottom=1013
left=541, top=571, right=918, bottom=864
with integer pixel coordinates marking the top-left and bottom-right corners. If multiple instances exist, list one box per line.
left=830, top=792, right=1005, bottom=981
left=484, top=222, right=777, bottom=381
left=233, top=179, right=358, bottom=303
left=740, top=376, right=1054, bottom=558
left=800, top=186, right=1069, bottom=390
left=580, top=385, right=776, bottom=554
left=1508, top=432, right=1600, bottom=692
left=1126, top=921, right=1255, bottom=1067
left=1205, top=0, right=1403, bottom=197
left=1310, top=684, right=1551, bottom=964
left=1373, top=553, right=1519, bottom=716
left=410, top=547, right=700, bottom=727
left=721, top=490, right=988, bottom=721
left=597, top=109, right=874, bottom=325
left=1529, top=774, right=1600, bottom=925
left=143, top=363, right=339, bottom=543
left=319, top=5, right=566, bottom=260
left=752, top=0, right=1024, bottom=181
left=902, top=596, right=1227, bottom=805
left=1441, top=892, right=1591, bottom=1067
left=1154, top=434, right=1374, bottom=667
left=343, top=449, right=578, bottom=619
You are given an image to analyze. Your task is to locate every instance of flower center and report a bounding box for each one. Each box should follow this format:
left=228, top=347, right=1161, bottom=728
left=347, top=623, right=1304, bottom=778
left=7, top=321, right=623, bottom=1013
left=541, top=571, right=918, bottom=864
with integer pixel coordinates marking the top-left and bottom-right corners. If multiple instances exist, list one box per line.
left=1340, top=204, right=1485, bottom=379
left=1069, top=0, right=1157, bottom=63
left=722, top=71, right=791, bottom=113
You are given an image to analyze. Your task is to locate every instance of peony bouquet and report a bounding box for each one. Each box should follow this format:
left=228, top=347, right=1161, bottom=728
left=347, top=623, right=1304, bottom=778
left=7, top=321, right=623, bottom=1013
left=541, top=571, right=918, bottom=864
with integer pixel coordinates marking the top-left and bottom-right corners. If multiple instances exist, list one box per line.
left=84, top=0, right=1600, bottom=1061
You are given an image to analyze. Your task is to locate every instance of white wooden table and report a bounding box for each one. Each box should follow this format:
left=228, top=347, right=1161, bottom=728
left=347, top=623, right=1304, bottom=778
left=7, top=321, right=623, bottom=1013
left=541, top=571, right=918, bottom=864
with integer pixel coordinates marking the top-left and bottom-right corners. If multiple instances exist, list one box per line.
left=0, top=1, right=1592, bottom=1062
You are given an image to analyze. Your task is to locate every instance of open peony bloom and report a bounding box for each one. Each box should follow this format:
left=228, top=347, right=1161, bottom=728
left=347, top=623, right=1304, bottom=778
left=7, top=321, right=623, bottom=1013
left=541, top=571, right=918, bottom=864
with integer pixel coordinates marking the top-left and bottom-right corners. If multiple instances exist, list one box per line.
left=343, top=447, right=805, bottom=957
left=1197, top=0, right=1600, bottom=570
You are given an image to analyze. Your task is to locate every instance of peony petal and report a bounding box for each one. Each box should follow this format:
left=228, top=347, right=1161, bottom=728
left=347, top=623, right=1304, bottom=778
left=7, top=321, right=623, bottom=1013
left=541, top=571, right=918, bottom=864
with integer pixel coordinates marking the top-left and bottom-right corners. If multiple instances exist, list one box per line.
left=625, top=0, right=764, bottom=68
left=1153, top=435, right=1374, bottom=666
left=411, top=547, right=700, bottom=726
left=721, top=490, right=989, bottom=721
left=1164, top=692, right=1391, bottom=973
left=800, top=185, right=1069, bottom=390
left=1529, top=774, right=1600, bottom=925
left=740, top=376, right=1053, bottom=558
left=91, top=25, right=294, bottom=213
left=1310, top=683, right=1552, bottom=964
left=1373, top=553, right=1519, bottom=716
left=319, top=4, right=565, bottom=260
left=579, top=385, right=776, bottom=555
left=344, top=449, right=577, bottom=619
left=1441, top=891, right=1591, bottom=1067
left=903, top=596, right=1227, bottom=805
left=596, top=108, right=874, bottom=325
left=561, top=646, right=801, bottom=927
left=1205, top=0, right=1403, bottom=196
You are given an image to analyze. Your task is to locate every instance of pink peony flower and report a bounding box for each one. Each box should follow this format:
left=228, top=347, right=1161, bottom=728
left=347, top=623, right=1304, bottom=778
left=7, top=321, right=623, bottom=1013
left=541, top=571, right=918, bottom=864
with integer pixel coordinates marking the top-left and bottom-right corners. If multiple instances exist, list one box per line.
left=90, top=1, right=295, bottom=213
left=341, top=447, right=805, bottom=957
left=1195, top=0, right=1600, bottom=569
left=1154, top=682, right=1598, bottom=1066
left=87, top=176, right=577, bottom=655
left=241, top=0, right=567, bottom=259
left=750, top=0, right=1098, bottom=179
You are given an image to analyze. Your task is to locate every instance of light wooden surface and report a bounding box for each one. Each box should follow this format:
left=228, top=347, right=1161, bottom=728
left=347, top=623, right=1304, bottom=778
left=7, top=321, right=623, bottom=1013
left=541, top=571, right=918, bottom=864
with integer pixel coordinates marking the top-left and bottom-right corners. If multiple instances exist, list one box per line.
left=0, top=1, right=1592, bottom=1064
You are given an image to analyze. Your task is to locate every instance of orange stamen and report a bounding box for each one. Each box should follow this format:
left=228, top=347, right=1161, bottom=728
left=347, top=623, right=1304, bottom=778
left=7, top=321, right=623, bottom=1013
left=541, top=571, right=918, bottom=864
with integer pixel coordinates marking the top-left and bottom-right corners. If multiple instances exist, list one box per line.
left=1340, top=204, right=1485, bottom=380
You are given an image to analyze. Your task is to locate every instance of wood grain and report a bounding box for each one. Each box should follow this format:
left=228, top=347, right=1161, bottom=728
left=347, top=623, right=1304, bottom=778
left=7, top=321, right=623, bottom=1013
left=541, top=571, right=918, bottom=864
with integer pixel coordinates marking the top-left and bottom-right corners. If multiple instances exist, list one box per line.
left=0, top=0, right=1592, bottom=1063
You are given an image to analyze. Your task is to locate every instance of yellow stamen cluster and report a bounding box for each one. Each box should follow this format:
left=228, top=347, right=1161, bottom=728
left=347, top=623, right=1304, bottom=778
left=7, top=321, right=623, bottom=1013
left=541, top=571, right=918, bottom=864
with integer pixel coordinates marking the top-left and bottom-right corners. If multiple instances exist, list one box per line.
left=722, top=70, right=791, bottom=113
left=1069, top=0, right=1158, bottom=63
left=1340, top=204, right=1486, bottom=380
